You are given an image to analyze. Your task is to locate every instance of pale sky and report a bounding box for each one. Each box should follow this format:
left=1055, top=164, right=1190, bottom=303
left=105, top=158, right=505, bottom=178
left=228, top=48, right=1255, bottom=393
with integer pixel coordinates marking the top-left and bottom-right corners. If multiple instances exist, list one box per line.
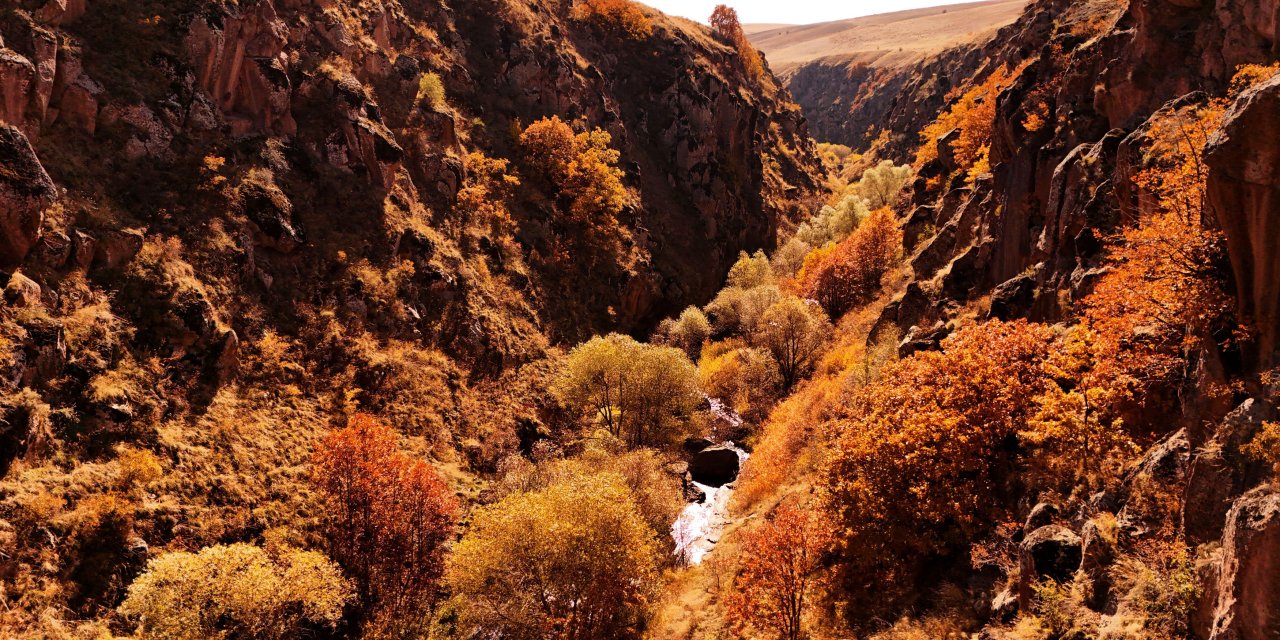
left=641, top=0, right=992, bottom=25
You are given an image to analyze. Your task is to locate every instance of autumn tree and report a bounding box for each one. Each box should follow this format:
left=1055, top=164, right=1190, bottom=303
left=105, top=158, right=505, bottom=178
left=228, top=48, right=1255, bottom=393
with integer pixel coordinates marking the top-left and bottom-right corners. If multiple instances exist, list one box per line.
left=727, top=249, right=776, bottom=289
left=520, top=117, right=630, bottom=232
left=710, top=5, right=766, bottom=83
left=753, top=297, right=832, bottom=389
left=664, top=306, right=712, bottom=359
left=727, top=503, right=833, bottom=640
left=699, top=340, right=784, bottom=423
left=310, top=415, right=459, bottom=629
left=706, top=283, right=784, bottom=336
left=915, top=65, right=1021, bottom=182
left=456, top=151, right=520, bottom=239
left=1084, top=96, right=1234, bottom=434
left=119, top=544, right=350, bottom=640
left=796, top=194, right=869, bottom=249
left=1022, top=324, right=1138, bottom=489
left=447, top=476, right=660, bottom=640
left=850, top=160, right=914, bottom=209
left=552, top=334, right=701, bottom=448
left=823, top=320, right=1053, bottom=610
left=799, top=207, right=902, bottom=318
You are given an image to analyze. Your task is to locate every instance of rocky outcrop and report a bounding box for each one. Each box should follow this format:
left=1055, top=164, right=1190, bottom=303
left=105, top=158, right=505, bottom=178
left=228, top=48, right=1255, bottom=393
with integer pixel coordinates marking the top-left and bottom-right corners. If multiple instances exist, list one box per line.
left=1206, top=74, right=1280, bottom=368
left=1204, top=487, right=1280, bottom=640
left=184, top=0, right=296, bottom=137
left=0, top=125, right=54, bottom=267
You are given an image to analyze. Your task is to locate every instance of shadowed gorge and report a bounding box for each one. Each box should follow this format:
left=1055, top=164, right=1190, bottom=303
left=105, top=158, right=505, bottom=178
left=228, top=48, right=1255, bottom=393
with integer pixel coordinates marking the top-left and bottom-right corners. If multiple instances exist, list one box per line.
left=2, top=0, right=1280, bottom=638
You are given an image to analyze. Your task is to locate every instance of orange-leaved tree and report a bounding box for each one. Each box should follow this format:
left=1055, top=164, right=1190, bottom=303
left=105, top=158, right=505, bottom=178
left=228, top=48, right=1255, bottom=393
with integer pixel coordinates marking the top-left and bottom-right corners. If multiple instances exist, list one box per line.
left=798, top=207, right=902, bottom=318
left=710, top=5, right=766, bottom=84
left=457, top=151, right=520, bottom=239
left=915, top=65, right=1021, bottom=182
left=520, top=116, right=629, bottom=230
left=822, top=320, right=1053, bottom=610
left=1090, top=96, right=1233, bottom=434
left=727, top=502, right=833, bottom=640
left=310, top=414, right=459, bottom=629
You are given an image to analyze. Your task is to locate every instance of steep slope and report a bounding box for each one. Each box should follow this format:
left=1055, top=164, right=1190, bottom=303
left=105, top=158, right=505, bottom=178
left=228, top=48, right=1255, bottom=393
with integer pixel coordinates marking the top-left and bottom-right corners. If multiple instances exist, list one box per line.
left=788, top=0, right=1280, bottom=634
left=0, top=0, right=821, bottom=632
left=751, top=0, right=1027, bottom=154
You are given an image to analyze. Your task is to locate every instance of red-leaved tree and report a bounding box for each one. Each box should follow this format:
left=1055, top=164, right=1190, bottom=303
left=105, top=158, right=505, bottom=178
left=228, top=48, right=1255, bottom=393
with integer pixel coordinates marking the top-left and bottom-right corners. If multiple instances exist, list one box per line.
left=727, top=503, right=833, bottom=640
left=311, top=414, right=459, bottom=628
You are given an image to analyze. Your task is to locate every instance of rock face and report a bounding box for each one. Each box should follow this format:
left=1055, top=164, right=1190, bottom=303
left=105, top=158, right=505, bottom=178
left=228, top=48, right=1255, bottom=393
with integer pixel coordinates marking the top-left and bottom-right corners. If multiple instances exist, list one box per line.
left=184, top=0, right=297, bottom=137
left=688, top=446, right=741, bottom=488
left=1206, top=75, right=1280, bottom=368
left=1205, top=487, right=1280, bottom=640
left=0, top=125, right=54, bottom=266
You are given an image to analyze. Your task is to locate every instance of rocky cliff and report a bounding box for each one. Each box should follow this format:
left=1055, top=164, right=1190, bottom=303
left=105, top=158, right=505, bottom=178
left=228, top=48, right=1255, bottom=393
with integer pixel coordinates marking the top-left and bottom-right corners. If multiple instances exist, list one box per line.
left=831, top=0, right=1280, bottom=635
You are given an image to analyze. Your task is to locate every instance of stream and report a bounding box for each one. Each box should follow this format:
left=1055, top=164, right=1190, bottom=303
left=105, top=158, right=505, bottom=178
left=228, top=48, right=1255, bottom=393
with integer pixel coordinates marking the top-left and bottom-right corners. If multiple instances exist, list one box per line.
left=671, top=396, right=750, bottom=565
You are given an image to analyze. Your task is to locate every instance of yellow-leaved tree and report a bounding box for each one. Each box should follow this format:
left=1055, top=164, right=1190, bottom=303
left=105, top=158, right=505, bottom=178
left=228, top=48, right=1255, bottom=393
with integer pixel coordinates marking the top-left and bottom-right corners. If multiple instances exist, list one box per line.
left=553, top=333, right=701, bottom=448
left=447, top=476, right=659, bottom=640
left=119, top=543, right=350, bottom=640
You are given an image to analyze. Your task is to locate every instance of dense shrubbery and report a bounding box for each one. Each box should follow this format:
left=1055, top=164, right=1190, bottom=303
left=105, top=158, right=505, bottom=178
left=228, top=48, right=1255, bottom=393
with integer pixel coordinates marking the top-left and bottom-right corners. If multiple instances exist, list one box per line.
left=119, top=543, right=350, bottom=640
left=824, top=321, right=1054, bottom=579
left=915, top=65, right=1022, bottom=184
left=572, top=0, right=654, bottom=39
left=799, top=207, right=902, bottom=318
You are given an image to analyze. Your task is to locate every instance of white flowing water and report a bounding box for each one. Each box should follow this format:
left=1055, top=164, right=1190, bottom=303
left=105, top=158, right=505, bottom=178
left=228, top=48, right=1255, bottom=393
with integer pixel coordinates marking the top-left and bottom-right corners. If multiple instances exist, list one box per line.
left=672, top=396, right=749, bottom=565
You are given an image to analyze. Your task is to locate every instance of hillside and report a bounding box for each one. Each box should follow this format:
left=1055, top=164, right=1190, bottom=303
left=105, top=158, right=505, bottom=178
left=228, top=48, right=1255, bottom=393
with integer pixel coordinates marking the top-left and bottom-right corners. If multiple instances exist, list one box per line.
left=750, top=0, right=1026, bottom=72
left=0, top=0, right=821, bottom=635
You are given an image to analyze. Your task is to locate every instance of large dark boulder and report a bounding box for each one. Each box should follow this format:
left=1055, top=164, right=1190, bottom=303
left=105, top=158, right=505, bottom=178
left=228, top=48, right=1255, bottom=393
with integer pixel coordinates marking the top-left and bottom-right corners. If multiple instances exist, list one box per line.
left=0, top=125, right=55, bottom=266
left=1018, top=524, right=1082, bottom=606
left=688, top=446, right=740, bottom=488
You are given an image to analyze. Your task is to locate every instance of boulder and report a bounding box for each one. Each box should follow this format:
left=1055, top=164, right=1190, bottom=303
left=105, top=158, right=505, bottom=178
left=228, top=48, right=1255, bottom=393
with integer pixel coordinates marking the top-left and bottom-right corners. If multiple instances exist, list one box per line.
left=1205, top=487, right=1280, bottom=640
left=31, top=230, right=69, bottom=269
left=92, top=228, right=143, bottom=270
left=0, top=48, right=34, bottom=130
left=1185, top=400, right=1277, bottom=545
left=1018, top=525, right=1082, bottom=607
left=3, top=271, right=40, bottom=307
left=0, top=125, right=55, bottom=266
left=238, top=179, right=302, bottom=253
left=1078, top=517, right=1116, bottom=609
left=1024, top=502, right=1060, bottom=531
left=988, top=272, right=1039, bottom=321
left=681, top=436, right=714, bottom=455
left=689, top=446, right=740, bottom=488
